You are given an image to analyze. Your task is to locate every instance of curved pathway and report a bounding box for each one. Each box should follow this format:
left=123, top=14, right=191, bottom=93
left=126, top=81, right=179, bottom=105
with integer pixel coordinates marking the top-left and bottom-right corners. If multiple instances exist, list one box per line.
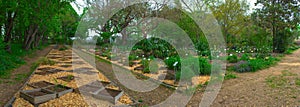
left=189, top=49, right=300, bottom=106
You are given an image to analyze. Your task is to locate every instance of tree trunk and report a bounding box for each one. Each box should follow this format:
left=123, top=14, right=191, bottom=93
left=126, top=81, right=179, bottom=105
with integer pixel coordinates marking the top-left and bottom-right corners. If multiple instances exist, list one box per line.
left=121, top=30, right=128, bottom=45
left=4, top=11, right=16, bottom=53
left=24, top=25, right=39, bottom=50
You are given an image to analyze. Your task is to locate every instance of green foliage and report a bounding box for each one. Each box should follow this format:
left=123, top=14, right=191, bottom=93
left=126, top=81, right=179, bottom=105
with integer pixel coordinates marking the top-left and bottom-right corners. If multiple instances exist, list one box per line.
left=141, top=60, right=150, bottom=73
left=248, top=57, right=278, bottom=72
left=285, top=44, right=300, bottom=54
left=164, top=56, right=181, bottom=70
left=59, top=46, right=68, bottom=51
left=227, top=54, right=238, bottom=63
left=240, top=53, right=250, bottom=61
left=0, top=43, right=28, bottom=78
left=234, top=56, right=279, bottom=73
left=37, top=57, right=56, bottom=66
left=198, top=57, right=211, bottom=75
left=180, top=67, right=195, bottom=81
left=296, top=78, right=300, bottom=87
left=149, top=60, right=159, bottom=74
left=224, top=72, right=237, bottom=80
left=234, top=61, right=251, bottom=72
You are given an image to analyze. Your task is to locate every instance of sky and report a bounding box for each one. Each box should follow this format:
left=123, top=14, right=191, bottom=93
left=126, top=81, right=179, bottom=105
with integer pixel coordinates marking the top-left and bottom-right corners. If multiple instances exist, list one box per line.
left=71, top=0, right=259, bottom=15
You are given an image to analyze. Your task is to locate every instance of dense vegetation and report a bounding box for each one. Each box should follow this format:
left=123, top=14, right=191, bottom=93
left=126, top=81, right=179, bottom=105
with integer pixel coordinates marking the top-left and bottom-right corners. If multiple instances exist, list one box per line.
left=0, top=0, right=79, bottom=77
left=76, top=0, right=299, bottom=77
left=0, top=0, right=300, bottom=78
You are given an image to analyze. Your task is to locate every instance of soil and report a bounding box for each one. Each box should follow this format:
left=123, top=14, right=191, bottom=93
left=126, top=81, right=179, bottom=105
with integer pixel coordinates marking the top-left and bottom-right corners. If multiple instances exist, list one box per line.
left=27, top=91, right=48, bottom=97
left=57, top=75, right=75, bottom=82
left=28, top=81, right=54, bottom=88
left=46, top=85, right=69, bottom=92
left=59, top=65, right=72, bottom=68
left=187, top=48, right=300, bottom=106
left=0, top=45, right=53, bottom=106
left=37, top=67, right=54, bottom=71
left=99, top=89, right=122, bottom=97
left=74, top=49, right=174, bottom=106
left=78, top=85, right=103, bottom=93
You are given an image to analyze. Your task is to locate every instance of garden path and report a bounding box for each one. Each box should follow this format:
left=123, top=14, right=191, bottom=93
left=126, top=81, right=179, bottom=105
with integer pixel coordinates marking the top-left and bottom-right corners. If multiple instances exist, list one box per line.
left=188, top=47, right=300, bottom=106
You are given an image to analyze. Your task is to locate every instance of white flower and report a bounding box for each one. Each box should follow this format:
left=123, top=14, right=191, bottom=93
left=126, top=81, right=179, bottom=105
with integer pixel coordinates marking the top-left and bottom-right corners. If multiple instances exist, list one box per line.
left=186, top=53, right=188, bottom=56
left=230, top=54, right=233, bottom=56
left=143, top=58, right=146, bottom=60
left=142, top=55, right=144, bottom=57
left=148, top=58, right=151, bottom=61
left=136, top=56, right=139, bottom=58
left=173, top=62, right=178, bottom=66
left=166, top=57, right=169, bottom=60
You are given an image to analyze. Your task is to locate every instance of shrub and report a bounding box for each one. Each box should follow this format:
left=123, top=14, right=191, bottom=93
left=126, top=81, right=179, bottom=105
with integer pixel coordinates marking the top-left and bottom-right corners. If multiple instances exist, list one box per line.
left=240, top=53, right=250, bottom=61
left=180, top=67, right=195, bottom=81
left=37, top=57, right=56, bottom=65
left=164, top=56, right=180, bottom=70
left=141, top=60, right=150, bottom=73
left=227, top=54, right=238, bottom=63
left=234, top=56, right=279, bottom=72
left=234, top=61, right=251, bottom=72
left=198, top=57, right=211, bottom=75
left=248, top=57, right=278, bottom=72
left=59, top=46, right=68, bottom=51
left=149, top=60, right=159, bottom=74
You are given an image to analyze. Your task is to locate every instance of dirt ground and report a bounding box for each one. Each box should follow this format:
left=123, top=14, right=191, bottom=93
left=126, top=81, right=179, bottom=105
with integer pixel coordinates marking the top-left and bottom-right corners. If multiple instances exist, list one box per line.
left=77, top=47, right=300, bottom=106
left=0, top=46, right=53, bottom=106
left=3, top=45, right=300, bottom=106
left=188, top=49, right=300, bottom=106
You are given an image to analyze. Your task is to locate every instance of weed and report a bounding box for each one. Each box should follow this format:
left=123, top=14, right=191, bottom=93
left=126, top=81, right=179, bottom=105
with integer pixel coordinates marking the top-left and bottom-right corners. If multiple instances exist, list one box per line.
left=295, top=78, right=300, bottom=86
left=224, top=73, right=237, bottom=80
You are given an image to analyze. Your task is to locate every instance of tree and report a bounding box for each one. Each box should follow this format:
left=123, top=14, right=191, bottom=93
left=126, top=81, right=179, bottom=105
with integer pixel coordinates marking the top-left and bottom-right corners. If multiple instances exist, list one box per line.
left=210, top=0, right=250, bottom=46
left=254, top=0, right=300, bottom=53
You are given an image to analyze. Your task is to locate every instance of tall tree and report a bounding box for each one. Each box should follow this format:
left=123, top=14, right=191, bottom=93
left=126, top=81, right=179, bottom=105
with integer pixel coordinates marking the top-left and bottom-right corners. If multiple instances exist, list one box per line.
left=254, top=0, right=300, bottom=53
left=210, top=0, right=250, bottom=46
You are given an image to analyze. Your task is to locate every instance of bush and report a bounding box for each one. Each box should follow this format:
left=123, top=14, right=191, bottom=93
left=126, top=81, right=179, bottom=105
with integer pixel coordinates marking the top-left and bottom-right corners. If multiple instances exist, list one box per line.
left=149, top=60, right=159, bottom=74
left=234, top=61, right=251, bottom=72
left=37, top=57, right=56, bottom=65
left=248, top=57, right=278, bottom=72
left=141, top=60, right=150, bottom=73
left=234, top=57, right=279, bottom=72
left=178, top=67, right=195, bottom=81
left=240, top=53, right=250, bottom=61
left=198, top=57, right=211, bottom=75
left=227, top=54, right=238, bottom=63
left=164, top=56, right=180, bottom=70
left=224, top=73, right=237, bottom=80
left=59, top=46, right=68, bottom=51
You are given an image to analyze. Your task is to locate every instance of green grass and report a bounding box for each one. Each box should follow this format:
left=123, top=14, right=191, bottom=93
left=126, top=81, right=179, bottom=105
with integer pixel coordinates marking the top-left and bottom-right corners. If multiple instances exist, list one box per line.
left=224, top=72, right=237, bottom=80
left=296, top=78, right=300, bottom=86
left=0, top=43, right=48, bottom=79
left=266, top=76, right=288, bottom=88
left=266, top=70, right=298, bottom=88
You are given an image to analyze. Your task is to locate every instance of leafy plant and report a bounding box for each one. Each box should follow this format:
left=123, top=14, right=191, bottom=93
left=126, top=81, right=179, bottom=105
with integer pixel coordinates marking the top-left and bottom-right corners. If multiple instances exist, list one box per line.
left=37, top=57, right=56, bottom=65
left=234, top=61, right=251, bottom=72
left=240, top=53, right=250, bottom=61
left=224, top=72, right=237, bottom=80
left=164, top=56, right=180, bottom=70
left=141, top=60, right=150, bottom=73
left=149, top=60, right=159, bottom=74
left=227, top=54, right=238, bottom=63
left=59, top=46, right=68, bottom=51
left=198, top=57, right=211, bottom=75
